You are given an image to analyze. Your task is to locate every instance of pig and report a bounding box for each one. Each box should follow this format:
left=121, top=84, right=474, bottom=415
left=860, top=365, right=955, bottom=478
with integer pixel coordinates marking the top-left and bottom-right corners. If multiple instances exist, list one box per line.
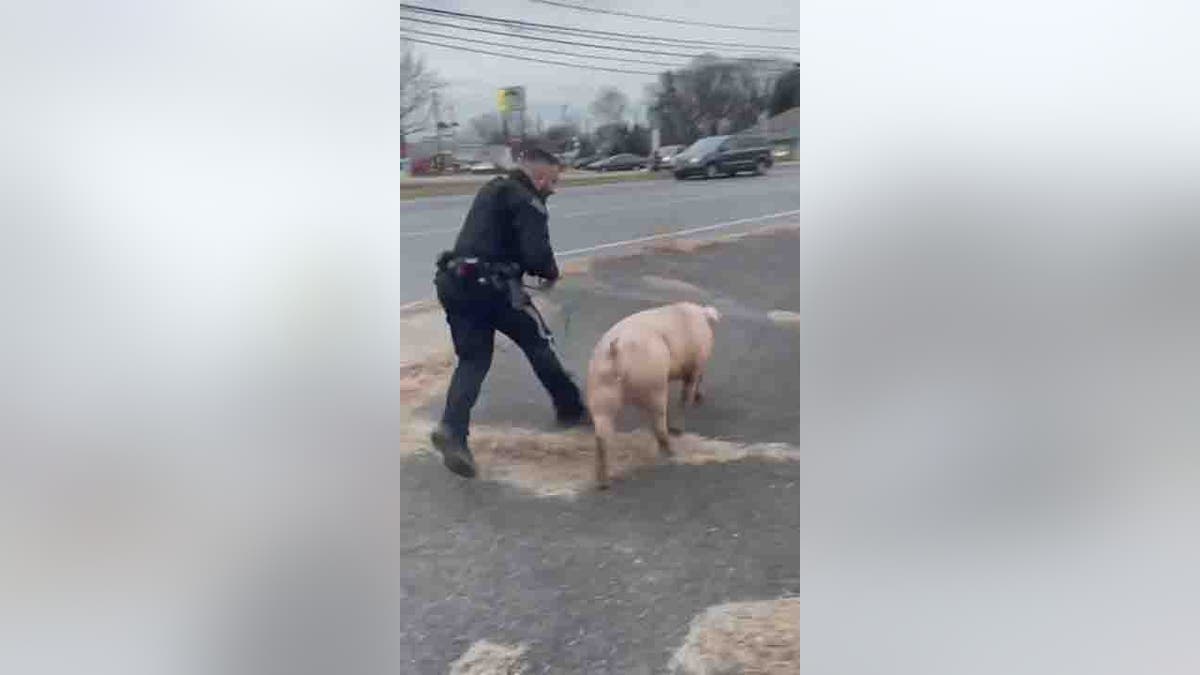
left=585, top=302, right=722, bottom=489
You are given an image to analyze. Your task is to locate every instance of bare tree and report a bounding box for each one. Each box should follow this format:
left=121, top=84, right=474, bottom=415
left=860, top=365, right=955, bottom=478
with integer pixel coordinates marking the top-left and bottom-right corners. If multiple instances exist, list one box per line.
left=400, top=41, right=442, bottom=158
left=542, top=123, right=579, bottom=153
left=647, top=56, right=782, bottom=141
left=589, top=87, right=629, bottom=127
left=769, top=65, right=800, bottom=116
left=646, top=73, right=698, bottom=145
left=468, top=113, right=506, bottom=145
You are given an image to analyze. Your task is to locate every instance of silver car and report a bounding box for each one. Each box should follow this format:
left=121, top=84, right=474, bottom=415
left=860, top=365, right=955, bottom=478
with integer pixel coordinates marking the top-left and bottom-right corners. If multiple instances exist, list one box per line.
left=652, top=144, right=685, bottom=171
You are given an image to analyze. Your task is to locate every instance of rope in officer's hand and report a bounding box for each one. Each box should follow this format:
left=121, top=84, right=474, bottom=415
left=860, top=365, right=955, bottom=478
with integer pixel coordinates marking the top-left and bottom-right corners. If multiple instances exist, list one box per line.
left=521, top=278, right=571, bottom=344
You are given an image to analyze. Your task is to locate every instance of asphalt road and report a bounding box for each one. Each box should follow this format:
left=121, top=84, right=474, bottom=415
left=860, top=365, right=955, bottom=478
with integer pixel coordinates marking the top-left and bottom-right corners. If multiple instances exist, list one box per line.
left=401, top=230, right=801, bottom=672
left=399, top=165, right=799, bottom=304
left=400, top=455, right=799, bottom=674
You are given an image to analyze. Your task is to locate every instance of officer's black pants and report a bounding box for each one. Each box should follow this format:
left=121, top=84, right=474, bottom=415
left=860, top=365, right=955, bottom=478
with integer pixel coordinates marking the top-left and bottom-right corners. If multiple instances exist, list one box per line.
left=435, top=273, right=583, bottom=440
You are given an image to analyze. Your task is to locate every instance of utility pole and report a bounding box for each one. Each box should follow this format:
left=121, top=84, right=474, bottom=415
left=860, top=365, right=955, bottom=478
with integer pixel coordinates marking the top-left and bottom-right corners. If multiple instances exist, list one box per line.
left=447, top=102, right=457, bottom=160
left=432, top=90, right=442, bottom=171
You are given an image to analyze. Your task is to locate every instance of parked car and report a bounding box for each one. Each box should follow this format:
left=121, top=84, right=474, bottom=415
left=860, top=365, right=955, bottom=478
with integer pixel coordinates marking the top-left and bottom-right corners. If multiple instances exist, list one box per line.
left=409, top=153, right=466, bottom=175
left=587, top=153, right=648, bottom=172
left=651, top=144, right=685, bottom=171
left=410, top=157, right=435, bottom=176
left=672, top=135, right=773, bottom=180
left=571, top=154, right=601, bottom=169
left=468, top=161, right=505, bottom=174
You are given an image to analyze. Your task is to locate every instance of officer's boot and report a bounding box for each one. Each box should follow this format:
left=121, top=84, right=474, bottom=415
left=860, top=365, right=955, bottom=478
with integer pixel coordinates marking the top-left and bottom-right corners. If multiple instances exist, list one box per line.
left=430, top=424, right=477, bottom=478
left=554, top=391, right=590, bottom=429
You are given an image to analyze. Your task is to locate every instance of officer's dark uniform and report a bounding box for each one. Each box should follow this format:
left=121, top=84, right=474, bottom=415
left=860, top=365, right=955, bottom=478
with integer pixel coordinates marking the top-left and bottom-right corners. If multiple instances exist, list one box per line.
left=432, top=168, right=586, bottom=475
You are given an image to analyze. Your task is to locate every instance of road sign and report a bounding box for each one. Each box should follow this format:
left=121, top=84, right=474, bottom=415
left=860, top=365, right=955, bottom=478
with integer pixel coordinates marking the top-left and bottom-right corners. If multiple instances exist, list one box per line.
left=497, top=86, right=525, bottom=113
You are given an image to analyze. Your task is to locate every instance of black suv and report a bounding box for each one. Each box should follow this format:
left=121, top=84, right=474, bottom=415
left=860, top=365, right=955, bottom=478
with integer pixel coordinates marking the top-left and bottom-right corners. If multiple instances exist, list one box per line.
left=672, top=134, right=774, bottom=180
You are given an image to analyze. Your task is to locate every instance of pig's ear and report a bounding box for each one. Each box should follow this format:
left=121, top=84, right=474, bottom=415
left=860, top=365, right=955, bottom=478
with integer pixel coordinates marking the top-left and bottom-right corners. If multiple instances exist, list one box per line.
left=703, top=306, right=721, bottom=324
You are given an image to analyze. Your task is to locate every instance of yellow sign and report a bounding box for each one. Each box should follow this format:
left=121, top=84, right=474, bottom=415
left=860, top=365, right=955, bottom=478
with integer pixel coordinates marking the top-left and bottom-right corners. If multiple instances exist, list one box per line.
left=497, top=86, right=524, bottom=113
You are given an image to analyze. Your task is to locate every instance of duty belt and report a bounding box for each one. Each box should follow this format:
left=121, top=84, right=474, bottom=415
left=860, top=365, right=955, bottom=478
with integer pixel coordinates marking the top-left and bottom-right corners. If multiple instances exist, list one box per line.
left=435, top=250, right=527, bottom=309
left=435, top=251, right=556, bottom=346
left=436, top=251, right=521, bottom=282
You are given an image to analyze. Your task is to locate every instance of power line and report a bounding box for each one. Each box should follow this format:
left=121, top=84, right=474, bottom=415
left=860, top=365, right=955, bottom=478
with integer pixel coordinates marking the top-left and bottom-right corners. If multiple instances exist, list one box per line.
left=403, top=4, right=798, bottom=53
left=400, top=36, right=661, bottom=76
left=400, top=26, right=688, bottom=68
left=528, top=0, right=800, bottom=34
left=401, top=15, right=706, bottom=59
left=401, top=15, right=793, bottom=67
left=399, top=3, right=798, bottom=54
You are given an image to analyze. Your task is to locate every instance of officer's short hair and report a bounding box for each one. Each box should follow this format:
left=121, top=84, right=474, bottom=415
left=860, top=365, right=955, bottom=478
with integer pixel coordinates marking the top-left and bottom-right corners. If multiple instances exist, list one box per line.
left=520, top=147, right=562, bottom=168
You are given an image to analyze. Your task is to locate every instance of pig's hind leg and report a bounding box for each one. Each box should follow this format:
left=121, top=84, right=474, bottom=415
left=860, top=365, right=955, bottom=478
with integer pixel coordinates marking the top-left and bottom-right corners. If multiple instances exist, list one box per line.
left=670, top=376, right=692, bottom=436
left=671, top=369, right=706, bottom=435
left=592, top=414, right=615, bottom=490
left=647, top=387, right=674, bottom=458
left=689, top=371, right=705, bottom=405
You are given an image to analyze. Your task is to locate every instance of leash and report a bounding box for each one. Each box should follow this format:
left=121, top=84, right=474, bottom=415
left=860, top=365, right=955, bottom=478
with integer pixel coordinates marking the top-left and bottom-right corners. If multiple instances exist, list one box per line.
left=521, top=282, right=578, bottom=347
left=517, top=281, right=792, bottom=350
left=519, top=282, right=557, bottom=346
left=534, top=282, right=789, bottom=327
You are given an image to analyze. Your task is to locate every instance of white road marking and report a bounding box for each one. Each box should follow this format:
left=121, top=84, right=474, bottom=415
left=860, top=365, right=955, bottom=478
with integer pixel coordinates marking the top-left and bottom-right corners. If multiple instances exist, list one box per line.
left=555, top=209, right=800, bottom=258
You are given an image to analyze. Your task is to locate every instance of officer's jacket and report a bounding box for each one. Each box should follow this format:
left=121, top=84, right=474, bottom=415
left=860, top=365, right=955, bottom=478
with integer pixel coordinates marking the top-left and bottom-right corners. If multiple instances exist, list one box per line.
left=451, top=169, right=559, bottom=280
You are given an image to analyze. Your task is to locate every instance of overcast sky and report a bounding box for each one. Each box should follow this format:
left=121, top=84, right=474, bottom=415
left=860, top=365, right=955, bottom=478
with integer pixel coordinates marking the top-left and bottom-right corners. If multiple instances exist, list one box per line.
left=402, top=0, right=800, bottom=134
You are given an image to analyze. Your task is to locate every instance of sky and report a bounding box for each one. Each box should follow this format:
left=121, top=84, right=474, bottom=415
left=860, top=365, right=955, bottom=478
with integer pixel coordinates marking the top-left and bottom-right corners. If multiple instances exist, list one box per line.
left=401, top=0, right=801, bottom=136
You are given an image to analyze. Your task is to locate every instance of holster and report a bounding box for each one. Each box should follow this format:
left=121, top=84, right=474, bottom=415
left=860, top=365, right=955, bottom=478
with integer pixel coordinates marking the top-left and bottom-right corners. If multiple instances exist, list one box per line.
left=436, top=251, right=484, bottom=282
left=504, top=276, right=530, bottom=310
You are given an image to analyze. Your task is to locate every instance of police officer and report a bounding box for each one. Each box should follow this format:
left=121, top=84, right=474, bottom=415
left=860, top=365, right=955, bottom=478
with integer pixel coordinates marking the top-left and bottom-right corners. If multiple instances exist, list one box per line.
left=430, top=147, right=587, bottom=478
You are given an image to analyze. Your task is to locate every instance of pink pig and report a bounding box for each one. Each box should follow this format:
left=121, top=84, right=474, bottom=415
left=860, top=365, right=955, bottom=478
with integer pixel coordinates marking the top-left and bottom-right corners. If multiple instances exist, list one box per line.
left=585, top=302, right=722, bottom=489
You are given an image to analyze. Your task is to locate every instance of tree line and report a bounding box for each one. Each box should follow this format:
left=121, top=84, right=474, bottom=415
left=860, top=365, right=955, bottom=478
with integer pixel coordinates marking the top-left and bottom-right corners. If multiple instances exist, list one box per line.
left=402, top=43, right=799, bottom=159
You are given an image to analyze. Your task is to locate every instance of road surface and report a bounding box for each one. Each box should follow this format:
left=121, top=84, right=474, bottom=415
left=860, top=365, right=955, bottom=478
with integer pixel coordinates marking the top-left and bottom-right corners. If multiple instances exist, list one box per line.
left=400, top=229, right=800, bottom=672
left=399, top=165, right=799, bottom=304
